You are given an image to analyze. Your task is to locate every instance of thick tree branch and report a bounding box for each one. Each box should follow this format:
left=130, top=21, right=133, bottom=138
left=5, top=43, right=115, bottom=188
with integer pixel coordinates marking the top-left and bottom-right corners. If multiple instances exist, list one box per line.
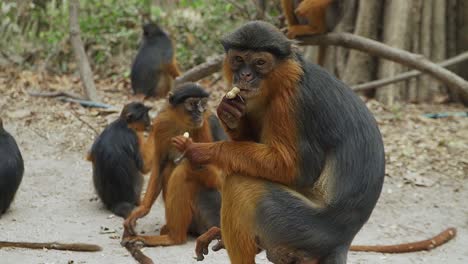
left=298, top=33, right=468, bottom=104
left=175, top=55, right=224, bottom=86
left=352, top=51, right=468, bottom=91
left=69, top=0, right=98, bottom=101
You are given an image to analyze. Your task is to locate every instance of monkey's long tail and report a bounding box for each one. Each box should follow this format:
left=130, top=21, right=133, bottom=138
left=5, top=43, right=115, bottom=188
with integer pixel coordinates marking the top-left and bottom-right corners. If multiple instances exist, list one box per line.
left=0, top=241, right=102, bottom=252
left=350, top=227, right=456, bottom=253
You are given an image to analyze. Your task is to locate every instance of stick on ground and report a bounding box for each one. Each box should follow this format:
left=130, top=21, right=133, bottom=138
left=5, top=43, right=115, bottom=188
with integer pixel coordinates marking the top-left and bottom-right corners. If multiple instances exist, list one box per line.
left=350, top=227, right=457, bottom=253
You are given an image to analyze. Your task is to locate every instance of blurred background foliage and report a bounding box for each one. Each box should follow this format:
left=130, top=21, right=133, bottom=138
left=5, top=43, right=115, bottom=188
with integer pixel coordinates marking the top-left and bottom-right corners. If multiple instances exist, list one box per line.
left=0, top=0, right=282, bottom=77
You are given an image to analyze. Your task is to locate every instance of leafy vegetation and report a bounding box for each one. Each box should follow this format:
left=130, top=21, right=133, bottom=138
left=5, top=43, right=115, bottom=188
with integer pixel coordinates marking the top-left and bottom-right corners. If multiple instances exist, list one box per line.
left=0, top=0, right=281, bottom=76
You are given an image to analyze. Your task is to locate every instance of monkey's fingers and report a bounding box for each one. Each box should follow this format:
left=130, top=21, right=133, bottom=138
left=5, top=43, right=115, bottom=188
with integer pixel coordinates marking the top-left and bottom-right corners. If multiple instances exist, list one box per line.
left=171, top=136, right=193, bottom=152
left=195, top=227, right=222, bottom=261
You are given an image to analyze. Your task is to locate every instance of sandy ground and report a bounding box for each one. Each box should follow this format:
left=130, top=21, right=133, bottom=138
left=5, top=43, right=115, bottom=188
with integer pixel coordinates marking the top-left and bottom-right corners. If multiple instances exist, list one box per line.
left=0, top=70, right=467, bottom=263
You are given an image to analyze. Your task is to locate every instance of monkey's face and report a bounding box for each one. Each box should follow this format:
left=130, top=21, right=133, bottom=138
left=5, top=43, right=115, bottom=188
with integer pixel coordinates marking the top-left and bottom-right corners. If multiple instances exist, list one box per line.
left=122, top=102, right=152, bottom=132
left=227, top=49, right=278, bottom=99
left=180, top=97, right=209, bottom=128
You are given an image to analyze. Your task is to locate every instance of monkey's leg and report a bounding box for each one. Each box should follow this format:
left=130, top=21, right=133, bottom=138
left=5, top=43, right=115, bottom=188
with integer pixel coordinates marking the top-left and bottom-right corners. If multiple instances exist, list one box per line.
left=126, top=165, right=195, bottom=246
left=295, top=0, right=332, bottom=17
left=221, top=175, right=265, bottom=264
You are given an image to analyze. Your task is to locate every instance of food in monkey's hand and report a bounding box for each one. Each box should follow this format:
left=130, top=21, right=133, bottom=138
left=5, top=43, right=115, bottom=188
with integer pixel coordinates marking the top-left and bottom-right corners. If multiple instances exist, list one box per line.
left=183, top=132, right=190, bottom=138
left=226, top=87, right=240, bottom=99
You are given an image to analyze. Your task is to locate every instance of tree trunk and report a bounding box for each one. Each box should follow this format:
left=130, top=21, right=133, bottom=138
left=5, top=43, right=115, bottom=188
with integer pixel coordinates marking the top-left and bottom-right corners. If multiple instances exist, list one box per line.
left=342, top=0, right=383, bottom=97
left=69, top=0, right=98, bottom=101
left=407, top=0, right=423, bottom=102
left=322, top=0, right=358, bottom=78
left=455, top=1, right=468, bottom=81
left=375, top=0, right=412, bottom=105
left=432, top=0, right=447, bottom=97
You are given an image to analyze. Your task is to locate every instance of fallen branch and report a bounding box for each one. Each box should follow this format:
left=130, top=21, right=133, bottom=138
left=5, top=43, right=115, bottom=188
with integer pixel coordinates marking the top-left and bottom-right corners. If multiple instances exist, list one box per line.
left=122, top=230, right=154, bottom=264
left=175, top=55, right=224, bottom=86
left=27, top=90, right=84, bottom=100
left=350, top=227, right=457, bottom=253
left=0, top=241, right=102, bottom=252
left=124, top=243, right=154, bottom=264
left=298, top=33, right=468, bottom=104
left=58, top=97, right=113, bottom=109
left=352, top=51, right=468, bottom=91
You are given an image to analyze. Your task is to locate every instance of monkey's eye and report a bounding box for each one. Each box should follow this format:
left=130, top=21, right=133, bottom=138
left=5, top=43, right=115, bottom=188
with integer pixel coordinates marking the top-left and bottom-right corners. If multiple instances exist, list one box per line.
left=256, top=59, right=266, bottom=66
left=234, top=56, right=243, bottom=63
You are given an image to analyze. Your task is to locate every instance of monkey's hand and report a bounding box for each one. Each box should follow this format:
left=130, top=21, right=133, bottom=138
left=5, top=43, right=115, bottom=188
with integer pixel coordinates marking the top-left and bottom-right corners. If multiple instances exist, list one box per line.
left=123, top=206, right=150, bottom=236
left=172, top=136, right=214, bottom=165
left=217, top=95, right=245, bottom=129
left=195, top=227, right=223, bottom=261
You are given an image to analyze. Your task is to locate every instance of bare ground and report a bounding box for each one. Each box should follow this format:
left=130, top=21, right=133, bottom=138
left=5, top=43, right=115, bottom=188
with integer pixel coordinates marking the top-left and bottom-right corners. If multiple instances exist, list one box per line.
left=0, top=68, right=467, bottom=264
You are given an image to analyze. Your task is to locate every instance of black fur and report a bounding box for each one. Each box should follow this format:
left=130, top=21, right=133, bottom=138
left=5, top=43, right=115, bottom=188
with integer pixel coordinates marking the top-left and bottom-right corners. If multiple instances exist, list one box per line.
left=189, top=188, right=222, bottom=236
left=0, top=120, right=24, bottom=215
left=222, top=22, right=385, bottom=263
left=131, top=22, right=174, bottom=97
left=89, top=103, right=150, bottom=218
left=221, top=20, right=294, bottom=59
left=208, top=114, right=227, bottom=142
left=169, top=83, right=210, bottom=106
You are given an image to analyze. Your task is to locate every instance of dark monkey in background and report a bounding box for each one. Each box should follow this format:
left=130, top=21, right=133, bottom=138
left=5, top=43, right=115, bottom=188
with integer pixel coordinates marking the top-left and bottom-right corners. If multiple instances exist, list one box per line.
left=0, top=118, right=24, bottom=216
left=87, top=102, right=154, bottom=218
left=172, top=21, right=385, bottom=264
left=131, top=22, right=181, bottom=98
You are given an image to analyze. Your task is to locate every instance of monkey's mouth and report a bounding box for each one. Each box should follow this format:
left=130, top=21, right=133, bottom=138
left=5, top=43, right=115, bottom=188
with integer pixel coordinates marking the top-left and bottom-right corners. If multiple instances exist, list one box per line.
left=235, top=81, right=261, bottom=98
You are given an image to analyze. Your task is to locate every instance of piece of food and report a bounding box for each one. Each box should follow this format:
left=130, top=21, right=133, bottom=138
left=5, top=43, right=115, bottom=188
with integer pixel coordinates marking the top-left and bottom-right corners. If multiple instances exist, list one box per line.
left=183, top=132, right=189, bottom=138
left=226, top=87, right=240, bottom=99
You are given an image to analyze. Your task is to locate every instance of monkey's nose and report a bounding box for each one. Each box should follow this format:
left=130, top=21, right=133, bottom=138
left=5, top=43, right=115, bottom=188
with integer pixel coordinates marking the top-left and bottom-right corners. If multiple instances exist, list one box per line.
left=240, top=71, right=253, bottom=82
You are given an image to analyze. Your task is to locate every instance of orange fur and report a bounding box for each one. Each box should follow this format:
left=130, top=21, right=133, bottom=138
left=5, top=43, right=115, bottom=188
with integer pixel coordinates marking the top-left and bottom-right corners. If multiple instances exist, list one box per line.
left=123, top=103, right=223, bottom=247
left=189, top=54, right=306, bottom=263
left=282, top=0, right=333, bottom=39
left=206, top=59, right=303, bottom=185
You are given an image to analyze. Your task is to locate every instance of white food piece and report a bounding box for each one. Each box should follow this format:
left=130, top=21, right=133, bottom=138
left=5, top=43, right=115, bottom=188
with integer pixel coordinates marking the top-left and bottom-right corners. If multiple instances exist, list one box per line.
left=226, top=87, right=240, bottom=99
left=183, top=132, right=190, bottom=138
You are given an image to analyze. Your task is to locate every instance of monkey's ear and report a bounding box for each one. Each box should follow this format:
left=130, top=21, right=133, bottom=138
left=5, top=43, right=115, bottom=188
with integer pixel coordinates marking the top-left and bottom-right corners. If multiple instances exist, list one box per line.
left=125, top=112, right=134, bottom=121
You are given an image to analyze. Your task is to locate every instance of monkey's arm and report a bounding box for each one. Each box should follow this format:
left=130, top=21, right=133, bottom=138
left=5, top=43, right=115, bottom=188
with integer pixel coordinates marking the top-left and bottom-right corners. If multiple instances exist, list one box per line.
left=191, top=164, right=223, bottom=190
left=174, top=104, right=298, bottom=185
left=281, top=0, right=299, bottom=26
left=124, top=144, right=162, bottom=235
left=167, top=59, right=181, bottom=78
left=137, top=131, right=155, bottom=174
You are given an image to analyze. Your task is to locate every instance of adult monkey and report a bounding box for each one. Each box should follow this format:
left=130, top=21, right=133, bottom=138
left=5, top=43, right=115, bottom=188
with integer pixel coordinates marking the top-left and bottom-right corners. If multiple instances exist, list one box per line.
left=172, top=21, right=385, bottom=264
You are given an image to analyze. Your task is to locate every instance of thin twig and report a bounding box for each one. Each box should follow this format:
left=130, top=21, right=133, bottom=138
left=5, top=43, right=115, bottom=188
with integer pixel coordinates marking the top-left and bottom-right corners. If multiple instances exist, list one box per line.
left=70, top=109, right=99, bottom=135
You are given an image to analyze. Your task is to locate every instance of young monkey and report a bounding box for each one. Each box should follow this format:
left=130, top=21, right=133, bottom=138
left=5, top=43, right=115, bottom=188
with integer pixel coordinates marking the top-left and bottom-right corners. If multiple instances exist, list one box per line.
left=122, top=82, right=226, bottom=247
left=87, top=102, right=153, bottom=218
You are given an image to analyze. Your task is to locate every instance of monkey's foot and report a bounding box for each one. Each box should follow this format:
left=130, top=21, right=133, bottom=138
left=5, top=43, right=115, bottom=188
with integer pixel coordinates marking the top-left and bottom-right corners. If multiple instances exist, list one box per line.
left=121, top=235, right=146, bottom=247
left=287, top=25, right=325, bottom=39
left=195, top=227, right=222, bottom=261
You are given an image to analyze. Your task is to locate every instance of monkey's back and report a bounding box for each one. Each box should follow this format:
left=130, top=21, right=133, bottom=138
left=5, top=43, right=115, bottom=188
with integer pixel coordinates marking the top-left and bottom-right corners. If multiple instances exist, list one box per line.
left=254, top=55, right=385, bottom=256
left=90, top=120, right=143, bottom=212
left=131, top=34, right=174, bottom=97
left=0, top=130, right=24, bottom=214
